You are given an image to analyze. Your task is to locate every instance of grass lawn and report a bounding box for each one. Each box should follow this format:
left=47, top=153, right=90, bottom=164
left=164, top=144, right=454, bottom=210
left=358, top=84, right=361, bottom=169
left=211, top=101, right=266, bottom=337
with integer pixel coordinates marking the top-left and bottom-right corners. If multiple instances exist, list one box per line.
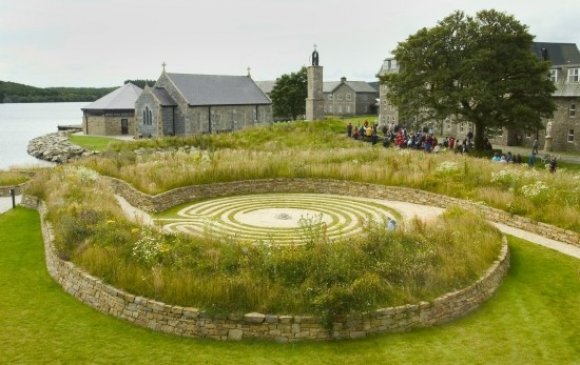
left=69, top=134, right=120, bottom=152
left=1, top=207, right=578, bottom=364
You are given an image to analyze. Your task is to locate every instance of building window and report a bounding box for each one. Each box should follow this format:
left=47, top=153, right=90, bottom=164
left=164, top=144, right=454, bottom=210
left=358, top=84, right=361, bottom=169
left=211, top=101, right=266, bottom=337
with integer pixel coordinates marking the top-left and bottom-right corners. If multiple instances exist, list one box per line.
left=346, top=93, right=351, bottom=101
left=568, top=129, right=575, bottom=142
left=328, top=94, right=333, bottom=100
left=549, top=69, right=558, bottom=82
left=567, top=68, right=579, bottom=83
left=337, top=95, right=343, bottom=101
left=329, top=105, right=333, bottom=113
left=143, top=107, right=153, bottom=126
left=570, top=104, right=576, bottom=117
left=347, top=105, right=351, bottom=113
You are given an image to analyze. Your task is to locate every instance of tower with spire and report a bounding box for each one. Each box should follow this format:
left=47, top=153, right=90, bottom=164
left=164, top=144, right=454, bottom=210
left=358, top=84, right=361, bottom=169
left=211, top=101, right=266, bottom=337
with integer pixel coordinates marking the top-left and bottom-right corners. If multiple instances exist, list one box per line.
left=306, top=45, right=324, bottom=121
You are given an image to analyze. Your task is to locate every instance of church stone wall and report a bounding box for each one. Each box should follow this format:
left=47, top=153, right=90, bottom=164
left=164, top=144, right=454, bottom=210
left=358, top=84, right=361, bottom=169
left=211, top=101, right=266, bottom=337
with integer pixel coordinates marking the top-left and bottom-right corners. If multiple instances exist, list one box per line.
left=84, top=113, right=136, bottom=136
left=135, top=90, right=162, bottom=138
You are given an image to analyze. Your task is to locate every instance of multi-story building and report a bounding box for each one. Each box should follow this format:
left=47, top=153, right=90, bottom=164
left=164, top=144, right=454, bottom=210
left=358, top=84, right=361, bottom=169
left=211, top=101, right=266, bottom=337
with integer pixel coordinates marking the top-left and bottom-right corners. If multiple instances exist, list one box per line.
left=377, top=43, right=580, bottom=152
left=323, top=77, right=378, bottom=116
left=376, top=58, right=399, bottom=127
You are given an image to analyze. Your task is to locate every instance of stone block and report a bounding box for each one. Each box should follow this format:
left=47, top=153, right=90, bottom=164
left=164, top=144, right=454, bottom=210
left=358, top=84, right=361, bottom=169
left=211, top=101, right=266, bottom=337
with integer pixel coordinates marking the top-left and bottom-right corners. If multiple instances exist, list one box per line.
left=244, top=312, right=265, bottom=323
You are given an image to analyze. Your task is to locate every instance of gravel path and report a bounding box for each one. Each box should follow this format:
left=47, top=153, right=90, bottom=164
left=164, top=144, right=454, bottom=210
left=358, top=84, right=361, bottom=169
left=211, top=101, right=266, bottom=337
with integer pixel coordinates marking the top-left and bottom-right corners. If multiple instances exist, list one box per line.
left=114, top=194, right=580, bottom=259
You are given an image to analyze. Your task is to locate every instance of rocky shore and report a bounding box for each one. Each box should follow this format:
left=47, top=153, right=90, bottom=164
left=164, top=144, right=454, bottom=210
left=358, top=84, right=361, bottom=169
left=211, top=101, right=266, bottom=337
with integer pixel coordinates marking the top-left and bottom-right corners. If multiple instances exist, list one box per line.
left=27, top=132, right=95, bottom=163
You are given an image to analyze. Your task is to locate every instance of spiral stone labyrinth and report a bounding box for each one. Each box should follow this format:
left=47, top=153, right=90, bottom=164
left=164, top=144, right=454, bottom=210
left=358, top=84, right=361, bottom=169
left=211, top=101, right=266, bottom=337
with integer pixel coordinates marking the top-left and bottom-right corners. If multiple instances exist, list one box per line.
left=157, top=193, right=399, bottom=244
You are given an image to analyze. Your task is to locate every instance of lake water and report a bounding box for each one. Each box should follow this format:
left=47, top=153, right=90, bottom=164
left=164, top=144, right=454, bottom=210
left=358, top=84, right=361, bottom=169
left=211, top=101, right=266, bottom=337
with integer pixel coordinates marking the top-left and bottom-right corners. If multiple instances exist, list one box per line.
left=0, top=102, right=87, bottom=170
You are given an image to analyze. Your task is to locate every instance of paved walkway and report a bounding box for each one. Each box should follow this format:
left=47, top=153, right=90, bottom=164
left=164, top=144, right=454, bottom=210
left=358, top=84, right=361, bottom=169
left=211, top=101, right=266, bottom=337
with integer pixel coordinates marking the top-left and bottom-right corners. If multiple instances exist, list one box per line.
left=0, top=195, right=22, bottom=215
left=493, top=144, right=580, bottom=164
left=116, top=194, right=580, bottom=260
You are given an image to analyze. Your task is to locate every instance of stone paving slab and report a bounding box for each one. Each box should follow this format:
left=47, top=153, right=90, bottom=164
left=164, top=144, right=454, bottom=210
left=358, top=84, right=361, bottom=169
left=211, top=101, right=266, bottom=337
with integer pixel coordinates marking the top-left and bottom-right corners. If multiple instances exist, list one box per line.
left=492, top=222, right=580, bottom=259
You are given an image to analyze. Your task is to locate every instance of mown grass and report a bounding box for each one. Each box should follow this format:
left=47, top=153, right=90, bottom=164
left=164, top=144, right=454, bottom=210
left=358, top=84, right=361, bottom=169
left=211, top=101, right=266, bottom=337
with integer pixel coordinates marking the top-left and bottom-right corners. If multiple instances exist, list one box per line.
left=69, top=134, right=119, bottom=151
left=1, top=208, right=578, bottom=364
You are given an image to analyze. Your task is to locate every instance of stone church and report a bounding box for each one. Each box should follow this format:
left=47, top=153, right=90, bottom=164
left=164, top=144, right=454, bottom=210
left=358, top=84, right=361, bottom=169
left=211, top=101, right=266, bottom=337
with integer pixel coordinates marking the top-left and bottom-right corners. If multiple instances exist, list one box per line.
left=81, top=82, right=143, bottom=136
left=135, top=68, right=272, bottom=137
left=377, top=42, right=580, bottom=152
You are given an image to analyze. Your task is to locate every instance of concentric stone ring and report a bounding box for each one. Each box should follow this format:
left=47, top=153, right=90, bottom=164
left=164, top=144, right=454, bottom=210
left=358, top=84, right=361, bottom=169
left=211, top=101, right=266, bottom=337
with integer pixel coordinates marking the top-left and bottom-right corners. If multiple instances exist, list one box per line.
left=157, top=193, right=399, bottom=244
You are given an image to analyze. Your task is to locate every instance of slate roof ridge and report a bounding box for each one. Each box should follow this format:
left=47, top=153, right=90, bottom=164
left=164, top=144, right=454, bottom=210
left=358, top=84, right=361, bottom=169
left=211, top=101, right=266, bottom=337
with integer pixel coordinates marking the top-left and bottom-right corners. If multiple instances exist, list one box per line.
left=164, top=72, right=271, bottom=106
left=82, top=82, right=143, bottom=110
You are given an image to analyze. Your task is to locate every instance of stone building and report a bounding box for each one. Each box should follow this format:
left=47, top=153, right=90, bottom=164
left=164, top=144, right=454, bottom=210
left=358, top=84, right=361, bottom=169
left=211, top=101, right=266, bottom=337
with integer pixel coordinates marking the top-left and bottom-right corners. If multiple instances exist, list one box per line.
left=323, top=77, right=378, bottom=116
left=376, top=58, right=399, bottom=126
left=135, top=70, right=272, bottom=138
left=81, top=83, right=142, bottom=136
left=377, top=43, right=580, bottom=152
left=491, top=42, right=580, bottom=152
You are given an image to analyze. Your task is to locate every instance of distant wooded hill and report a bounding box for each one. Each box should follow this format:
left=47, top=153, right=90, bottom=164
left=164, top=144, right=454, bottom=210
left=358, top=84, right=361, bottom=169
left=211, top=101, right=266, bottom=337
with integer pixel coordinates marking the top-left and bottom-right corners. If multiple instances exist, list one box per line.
left=0, top=79, right=155, bottom=103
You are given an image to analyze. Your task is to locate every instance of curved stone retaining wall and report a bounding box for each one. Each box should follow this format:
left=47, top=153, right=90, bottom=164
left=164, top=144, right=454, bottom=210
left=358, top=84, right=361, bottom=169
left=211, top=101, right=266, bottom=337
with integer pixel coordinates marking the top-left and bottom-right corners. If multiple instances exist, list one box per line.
left=0, top=183, right=25, bottom=197
left=108, top=177, right=579, bottom=247
left=36, top=178, right=511, bottom=342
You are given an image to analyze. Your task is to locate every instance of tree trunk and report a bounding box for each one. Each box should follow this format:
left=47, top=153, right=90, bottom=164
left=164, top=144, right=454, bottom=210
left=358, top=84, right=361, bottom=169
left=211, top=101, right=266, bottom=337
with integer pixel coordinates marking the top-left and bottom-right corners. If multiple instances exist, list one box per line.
left=474, top=122, right=486, bottom=150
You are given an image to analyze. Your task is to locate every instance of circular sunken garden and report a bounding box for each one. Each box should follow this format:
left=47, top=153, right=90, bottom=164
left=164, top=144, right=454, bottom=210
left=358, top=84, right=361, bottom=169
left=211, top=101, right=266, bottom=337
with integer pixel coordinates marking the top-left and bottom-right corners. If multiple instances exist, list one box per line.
left=157, top=193, right=400, bottom=244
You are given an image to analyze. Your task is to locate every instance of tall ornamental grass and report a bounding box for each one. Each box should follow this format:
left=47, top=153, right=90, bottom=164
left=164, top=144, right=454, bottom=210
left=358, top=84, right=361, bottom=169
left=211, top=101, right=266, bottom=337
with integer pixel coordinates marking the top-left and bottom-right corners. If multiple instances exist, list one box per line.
left=81, top=143, right=580, bottom=231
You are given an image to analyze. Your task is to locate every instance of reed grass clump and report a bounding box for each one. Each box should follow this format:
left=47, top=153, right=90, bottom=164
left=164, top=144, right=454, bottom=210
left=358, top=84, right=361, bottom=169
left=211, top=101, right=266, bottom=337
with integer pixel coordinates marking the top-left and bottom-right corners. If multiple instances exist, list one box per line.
left=82, top=136, right=580, bottom=231
left=0, top=169, right=30, bottom=186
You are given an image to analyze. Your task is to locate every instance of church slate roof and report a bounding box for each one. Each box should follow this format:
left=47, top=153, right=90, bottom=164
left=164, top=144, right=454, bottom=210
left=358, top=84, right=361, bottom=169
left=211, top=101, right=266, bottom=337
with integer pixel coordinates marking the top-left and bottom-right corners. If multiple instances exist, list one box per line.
left=166, top=73, right=271, bottom=106
left=82, top=83, right=142, bottom=110
left=532, top=42, right=580, bottom=66
left=151, top=87, right=177, bottom=106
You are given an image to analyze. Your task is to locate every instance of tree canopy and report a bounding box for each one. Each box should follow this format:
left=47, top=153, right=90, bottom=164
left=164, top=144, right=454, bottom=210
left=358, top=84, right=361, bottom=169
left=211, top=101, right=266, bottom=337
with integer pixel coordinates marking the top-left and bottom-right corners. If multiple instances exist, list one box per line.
left=0, top=80, right=115, bottom=103
left=381, top=9, right=556, bottom=150
left=270, top=67, right=307, bottom=120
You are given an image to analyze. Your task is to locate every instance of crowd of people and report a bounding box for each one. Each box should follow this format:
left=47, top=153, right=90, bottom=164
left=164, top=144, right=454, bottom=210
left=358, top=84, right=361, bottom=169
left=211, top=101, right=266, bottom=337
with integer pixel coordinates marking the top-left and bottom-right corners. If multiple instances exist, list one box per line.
left=346, top=120, right=486, bottom=154
left=345, top=121, right=559, bottom=173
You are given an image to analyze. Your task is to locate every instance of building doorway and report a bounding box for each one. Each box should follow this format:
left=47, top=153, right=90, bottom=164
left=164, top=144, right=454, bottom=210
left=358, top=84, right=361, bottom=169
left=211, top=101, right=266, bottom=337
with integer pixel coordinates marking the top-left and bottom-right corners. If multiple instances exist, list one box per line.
left=121, top=119, right=129, bottom=135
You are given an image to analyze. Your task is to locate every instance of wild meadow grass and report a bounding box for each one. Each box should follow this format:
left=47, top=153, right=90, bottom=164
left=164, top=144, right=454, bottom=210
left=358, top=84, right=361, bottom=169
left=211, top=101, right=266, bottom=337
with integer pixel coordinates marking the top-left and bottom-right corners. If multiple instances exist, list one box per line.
left=81, top=127, right=580, bottom=231
left=0, top=169, right=30, bottom=186
left=31, top=165, right=502, bottom=318
left=1, top=208, right=577, bottom=364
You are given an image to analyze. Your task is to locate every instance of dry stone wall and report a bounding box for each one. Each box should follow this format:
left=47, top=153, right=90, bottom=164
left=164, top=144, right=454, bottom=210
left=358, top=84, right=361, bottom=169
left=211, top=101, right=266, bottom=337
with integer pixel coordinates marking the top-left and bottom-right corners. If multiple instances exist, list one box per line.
left=35, top=178, right=512, bottom=342
left=108, top=177, right=579, bottom=247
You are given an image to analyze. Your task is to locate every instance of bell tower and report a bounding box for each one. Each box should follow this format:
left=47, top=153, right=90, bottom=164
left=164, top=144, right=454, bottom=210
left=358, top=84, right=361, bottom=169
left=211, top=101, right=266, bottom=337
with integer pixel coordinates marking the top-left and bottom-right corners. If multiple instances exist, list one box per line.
left=306, top=45, right=324, bottom=121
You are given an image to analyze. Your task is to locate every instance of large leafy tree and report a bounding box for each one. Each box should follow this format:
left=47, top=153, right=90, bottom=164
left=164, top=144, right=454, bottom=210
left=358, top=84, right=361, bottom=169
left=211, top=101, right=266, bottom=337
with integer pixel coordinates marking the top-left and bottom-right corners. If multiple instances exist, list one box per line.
left=382, top=10, right=556, bottom=150
left=270, top=67, right=307, bottom=120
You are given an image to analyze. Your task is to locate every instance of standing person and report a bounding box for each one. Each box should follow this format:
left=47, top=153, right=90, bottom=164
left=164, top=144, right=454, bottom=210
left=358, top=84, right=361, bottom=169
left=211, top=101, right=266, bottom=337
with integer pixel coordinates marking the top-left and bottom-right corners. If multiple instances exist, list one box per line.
left=549, top=157, right=557, bottom=173
left=387, top=217, right=397, bottom=231
left=529, top=139, right=539, bottom=167
left=347, top=122, right=353, bottom=138
left=532, top=139, right=539, bottom=155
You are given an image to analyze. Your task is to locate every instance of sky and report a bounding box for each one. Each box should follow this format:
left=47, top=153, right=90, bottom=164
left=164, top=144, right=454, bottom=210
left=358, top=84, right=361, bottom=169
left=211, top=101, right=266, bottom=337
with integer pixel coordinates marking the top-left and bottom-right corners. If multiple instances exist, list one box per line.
left=1, top=0, right=579, bottom=88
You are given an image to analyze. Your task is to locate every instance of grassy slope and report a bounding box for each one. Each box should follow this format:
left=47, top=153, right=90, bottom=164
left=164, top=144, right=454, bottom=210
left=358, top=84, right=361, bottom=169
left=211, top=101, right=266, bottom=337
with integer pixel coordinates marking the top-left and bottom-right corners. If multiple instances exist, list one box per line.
left=69, top=134, right=119, bottom=152
left=1, top=207, right=578, bottom=364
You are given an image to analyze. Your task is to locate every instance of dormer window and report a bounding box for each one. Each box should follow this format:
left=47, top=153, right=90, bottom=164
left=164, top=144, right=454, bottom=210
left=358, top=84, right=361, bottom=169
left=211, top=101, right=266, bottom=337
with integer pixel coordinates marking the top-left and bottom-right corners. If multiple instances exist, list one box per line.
left=567, top=68, right=579, bottom=83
